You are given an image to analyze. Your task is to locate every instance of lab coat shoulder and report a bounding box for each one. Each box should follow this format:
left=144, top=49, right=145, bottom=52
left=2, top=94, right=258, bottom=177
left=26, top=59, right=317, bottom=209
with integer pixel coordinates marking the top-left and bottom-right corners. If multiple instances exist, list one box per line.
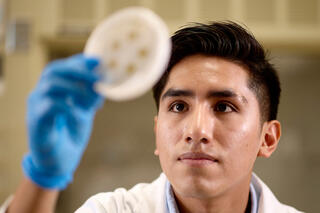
left=75, top=173, right=167, bottom=213
left=75, top=173, right=304, bottom=213
left=252, top=174, right=304, bottom=213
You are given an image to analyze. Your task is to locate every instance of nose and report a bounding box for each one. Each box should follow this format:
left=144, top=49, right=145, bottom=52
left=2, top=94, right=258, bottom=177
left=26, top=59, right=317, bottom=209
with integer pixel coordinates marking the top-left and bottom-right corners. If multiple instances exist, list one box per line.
left=184, top=104, right=213, bottom=144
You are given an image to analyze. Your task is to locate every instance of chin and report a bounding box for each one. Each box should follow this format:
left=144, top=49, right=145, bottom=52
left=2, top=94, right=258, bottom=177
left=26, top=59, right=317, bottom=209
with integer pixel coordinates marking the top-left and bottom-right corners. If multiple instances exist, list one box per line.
left=172, top=173, right=224, bottom=199
left=174, top=182, right=220, bottom=199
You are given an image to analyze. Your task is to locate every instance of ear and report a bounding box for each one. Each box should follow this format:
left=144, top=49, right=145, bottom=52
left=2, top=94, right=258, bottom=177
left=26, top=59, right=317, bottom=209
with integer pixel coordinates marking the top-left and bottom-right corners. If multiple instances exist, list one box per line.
left=154, top=116, right=159, bottom=156
left=258, top=120, right=281, bottom=158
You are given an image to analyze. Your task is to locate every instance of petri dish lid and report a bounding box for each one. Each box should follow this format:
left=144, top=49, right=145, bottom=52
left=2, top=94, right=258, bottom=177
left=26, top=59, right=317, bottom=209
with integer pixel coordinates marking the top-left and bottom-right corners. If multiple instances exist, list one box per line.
left=84, top=7, right=171, bottom=101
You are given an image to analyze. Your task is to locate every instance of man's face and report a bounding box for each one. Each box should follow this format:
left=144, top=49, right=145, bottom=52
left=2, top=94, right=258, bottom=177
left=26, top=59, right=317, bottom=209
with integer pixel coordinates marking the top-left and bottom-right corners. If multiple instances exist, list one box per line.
left=154, top=55, right=270, bottom=199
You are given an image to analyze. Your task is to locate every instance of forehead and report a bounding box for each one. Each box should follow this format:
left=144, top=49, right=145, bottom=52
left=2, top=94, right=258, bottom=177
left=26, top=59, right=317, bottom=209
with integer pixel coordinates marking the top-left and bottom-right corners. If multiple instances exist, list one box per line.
left=162, top=55, right=251, bottom=96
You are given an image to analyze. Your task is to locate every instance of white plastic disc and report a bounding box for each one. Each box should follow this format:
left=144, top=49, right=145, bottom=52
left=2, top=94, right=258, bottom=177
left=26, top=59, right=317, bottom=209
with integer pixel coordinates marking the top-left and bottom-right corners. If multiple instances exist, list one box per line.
left=84, top=7, right=171, bottom=101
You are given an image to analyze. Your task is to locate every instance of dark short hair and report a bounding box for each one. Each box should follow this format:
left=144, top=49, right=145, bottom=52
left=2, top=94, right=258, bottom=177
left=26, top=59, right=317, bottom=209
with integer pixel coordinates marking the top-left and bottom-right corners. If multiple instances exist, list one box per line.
left=152, top=21, right=281, bottom=122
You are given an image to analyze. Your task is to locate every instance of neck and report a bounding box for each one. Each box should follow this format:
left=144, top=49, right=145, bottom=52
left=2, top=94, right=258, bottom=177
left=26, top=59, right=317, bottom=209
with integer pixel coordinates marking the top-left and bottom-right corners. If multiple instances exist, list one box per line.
left=173, top=176, right=251, bottom=213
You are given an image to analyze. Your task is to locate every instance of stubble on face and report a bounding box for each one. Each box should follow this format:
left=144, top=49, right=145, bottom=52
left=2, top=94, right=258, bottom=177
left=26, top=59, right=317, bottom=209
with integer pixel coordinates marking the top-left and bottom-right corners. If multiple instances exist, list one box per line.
left=154, top=55, right=265, bottom=200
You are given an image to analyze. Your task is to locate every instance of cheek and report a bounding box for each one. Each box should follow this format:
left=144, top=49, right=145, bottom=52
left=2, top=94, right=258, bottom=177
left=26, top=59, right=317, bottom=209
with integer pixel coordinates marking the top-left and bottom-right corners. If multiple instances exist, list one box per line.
left=155, top=116, right=182, bottom=175
left=156, top=116, right=182, bottom=154
left=219, top=116, right=261, bottom=163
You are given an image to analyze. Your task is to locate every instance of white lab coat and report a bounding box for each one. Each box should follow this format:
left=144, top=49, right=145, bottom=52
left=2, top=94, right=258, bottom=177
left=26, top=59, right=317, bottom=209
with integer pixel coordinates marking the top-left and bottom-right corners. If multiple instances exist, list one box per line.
left=75, top=173, right=304, bottom=213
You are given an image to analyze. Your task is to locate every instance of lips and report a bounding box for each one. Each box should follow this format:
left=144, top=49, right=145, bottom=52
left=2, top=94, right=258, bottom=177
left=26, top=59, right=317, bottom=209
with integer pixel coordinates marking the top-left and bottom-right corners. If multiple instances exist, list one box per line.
left=178, top=152, right=219, bottom=163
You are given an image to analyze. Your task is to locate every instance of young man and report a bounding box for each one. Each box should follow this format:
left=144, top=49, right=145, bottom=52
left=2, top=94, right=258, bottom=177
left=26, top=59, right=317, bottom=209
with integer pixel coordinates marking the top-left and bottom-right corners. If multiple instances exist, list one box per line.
left=3, top=22, right=303, bottom=213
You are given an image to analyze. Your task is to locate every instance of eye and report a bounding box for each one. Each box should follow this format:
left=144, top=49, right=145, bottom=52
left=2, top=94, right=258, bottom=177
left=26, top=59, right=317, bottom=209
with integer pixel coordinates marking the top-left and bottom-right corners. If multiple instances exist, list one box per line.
left=169, top=102, right=188, bottom=113
left=214, top=102, right=235, bottom=113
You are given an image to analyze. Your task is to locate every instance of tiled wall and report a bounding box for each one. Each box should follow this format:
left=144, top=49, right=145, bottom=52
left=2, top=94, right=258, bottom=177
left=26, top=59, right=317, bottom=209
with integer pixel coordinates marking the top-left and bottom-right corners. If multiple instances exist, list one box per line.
left=58, top=0, right=320, bottom=39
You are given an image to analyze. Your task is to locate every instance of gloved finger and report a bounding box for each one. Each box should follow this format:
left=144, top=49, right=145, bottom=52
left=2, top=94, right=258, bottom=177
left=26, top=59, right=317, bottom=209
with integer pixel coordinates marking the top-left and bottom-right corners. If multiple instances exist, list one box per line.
left=31, top=99, right=95, bottom=152
left=45, top=54, right=100, bottom=74
left=28, top=88, right=103, bottom=137
left=41, top=54, right=101, bottom=84
left=37, top=75, right=96, bottom=99
left=36, top=76, right=104, bottom=111
left=28, top=95, right=81, bottom=141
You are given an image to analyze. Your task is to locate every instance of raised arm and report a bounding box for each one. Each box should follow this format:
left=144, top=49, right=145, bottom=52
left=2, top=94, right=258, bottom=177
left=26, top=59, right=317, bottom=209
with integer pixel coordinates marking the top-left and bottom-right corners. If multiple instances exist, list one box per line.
left=6, top=54, right=104, bottom=213
left=7, top=177, right=59, bottom=213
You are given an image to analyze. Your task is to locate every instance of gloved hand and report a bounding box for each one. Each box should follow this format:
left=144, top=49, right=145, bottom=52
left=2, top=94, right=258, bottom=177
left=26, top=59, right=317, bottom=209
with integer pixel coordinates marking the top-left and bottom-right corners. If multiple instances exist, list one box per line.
left=22, top=54, right=104, bottom=190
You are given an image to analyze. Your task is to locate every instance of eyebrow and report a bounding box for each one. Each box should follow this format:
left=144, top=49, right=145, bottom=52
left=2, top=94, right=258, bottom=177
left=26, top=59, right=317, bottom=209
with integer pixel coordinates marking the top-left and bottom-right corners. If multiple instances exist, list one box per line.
left=162, top=88, right=248, bottom=104
left=207, top=90, right=248, bottom=104
left=161, top=88, right=195, bottom=100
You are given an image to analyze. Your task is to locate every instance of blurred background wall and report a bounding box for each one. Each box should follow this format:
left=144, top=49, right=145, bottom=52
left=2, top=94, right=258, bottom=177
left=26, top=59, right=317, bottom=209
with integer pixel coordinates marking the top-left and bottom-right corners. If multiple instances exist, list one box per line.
left=0, top=0, right=319, bottom=212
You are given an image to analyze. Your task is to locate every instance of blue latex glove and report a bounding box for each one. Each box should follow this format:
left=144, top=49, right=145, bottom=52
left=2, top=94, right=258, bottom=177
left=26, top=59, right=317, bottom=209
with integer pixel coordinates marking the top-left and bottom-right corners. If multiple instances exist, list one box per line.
left=22, top=54, right=104, bottom=190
